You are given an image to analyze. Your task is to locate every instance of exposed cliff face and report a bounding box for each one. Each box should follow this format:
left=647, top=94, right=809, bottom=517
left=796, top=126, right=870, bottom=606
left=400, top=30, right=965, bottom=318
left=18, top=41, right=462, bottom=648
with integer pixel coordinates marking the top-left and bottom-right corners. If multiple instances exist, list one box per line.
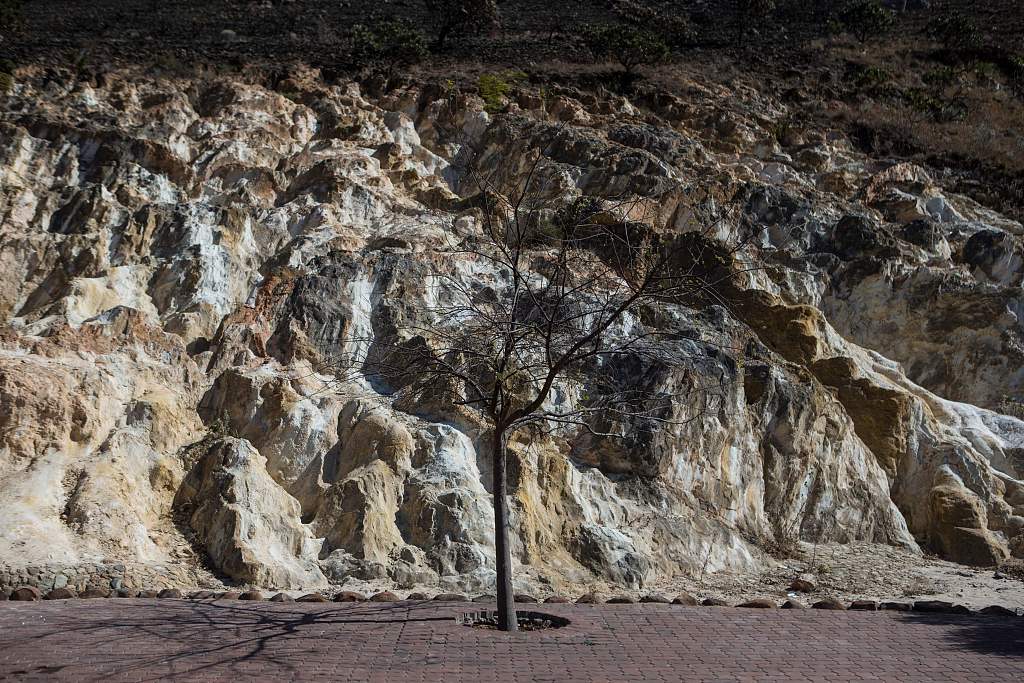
left=1, top=63, right=1022, bottom=593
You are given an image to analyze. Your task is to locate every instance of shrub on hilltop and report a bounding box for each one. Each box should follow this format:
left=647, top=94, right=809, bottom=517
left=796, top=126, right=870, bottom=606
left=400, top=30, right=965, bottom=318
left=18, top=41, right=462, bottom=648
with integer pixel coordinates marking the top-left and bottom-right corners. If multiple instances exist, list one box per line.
left=733, top=0, right=777, bottom=43
left=423, top=0, right=500, bottom=51
left=609, top=0, right=698, bottom=50
left=839, top=1, right=896, bottom=44
left=926, top=11, right=982, bottom=54
left=0, top=0, right=23, bottom=34
left=350, top=19, right=429, bottom=80
left=584, top=23, right=669, bottom=89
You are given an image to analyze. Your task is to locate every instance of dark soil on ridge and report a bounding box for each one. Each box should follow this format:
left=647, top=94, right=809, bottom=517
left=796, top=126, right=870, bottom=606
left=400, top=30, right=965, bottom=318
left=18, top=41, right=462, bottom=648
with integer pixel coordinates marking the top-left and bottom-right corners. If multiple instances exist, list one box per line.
left=6, top=1, right=1023, bottom=64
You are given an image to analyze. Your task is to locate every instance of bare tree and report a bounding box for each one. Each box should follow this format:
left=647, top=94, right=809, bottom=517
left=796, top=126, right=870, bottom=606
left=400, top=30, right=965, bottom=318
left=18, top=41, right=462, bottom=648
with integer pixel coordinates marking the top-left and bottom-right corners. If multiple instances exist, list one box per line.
left=320, top=146, right=740, bottom=631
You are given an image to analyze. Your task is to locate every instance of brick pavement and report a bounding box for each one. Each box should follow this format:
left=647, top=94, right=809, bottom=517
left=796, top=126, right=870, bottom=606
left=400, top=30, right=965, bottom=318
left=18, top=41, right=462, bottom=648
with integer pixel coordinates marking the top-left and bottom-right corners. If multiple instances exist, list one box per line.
left=0, top=599, right=1022, bottom=682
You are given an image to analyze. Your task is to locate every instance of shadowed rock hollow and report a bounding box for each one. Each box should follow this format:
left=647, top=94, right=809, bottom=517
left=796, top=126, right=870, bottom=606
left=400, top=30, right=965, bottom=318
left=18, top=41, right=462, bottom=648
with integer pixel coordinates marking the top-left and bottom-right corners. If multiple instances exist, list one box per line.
left=1, top=62, right=1023, bottom=594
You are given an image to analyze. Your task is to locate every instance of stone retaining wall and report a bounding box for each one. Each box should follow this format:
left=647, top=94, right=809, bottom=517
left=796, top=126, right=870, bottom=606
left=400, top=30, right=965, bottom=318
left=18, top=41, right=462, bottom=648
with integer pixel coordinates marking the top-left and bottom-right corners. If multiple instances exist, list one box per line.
left=0, top=563, right=219, bottom=593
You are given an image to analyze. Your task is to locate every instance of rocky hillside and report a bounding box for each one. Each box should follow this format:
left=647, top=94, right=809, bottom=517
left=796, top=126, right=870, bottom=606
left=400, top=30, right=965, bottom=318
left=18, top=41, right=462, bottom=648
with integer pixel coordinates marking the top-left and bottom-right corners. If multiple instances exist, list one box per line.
left=1, top=59, right=1023, bottom=596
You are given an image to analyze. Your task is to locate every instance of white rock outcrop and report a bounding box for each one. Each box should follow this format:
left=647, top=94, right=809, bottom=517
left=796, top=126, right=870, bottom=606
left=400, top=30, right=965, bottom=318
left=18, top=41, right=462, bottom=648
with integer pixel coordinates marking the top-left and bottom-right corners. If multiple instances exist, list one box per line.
left=1, top=64, right=1022, bottom=592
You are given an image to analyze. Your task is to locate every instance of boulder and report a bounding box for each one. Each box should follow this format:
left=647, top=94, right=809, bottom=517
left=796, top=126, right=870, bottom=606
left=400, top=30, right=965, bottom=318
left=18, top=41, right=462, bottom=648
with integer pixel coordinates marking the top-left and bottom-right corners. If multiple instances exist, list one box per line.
left=812, top=600, right=846, bottom=610
left=269, top=593, right=294, bottom=602
left=158, top=589, right=182, bottom=599
left=576, top=593, right=603, bottom=604
left=296, top=593, right=329, bottom=602
left=239, top=590, right=264, bottom=601
left=738, top=599, right=776, bottom=608
left=849, top=600, right=878, bottom=611
left=333, top=591, right=367, bottom=602
left=433, top=593, right=468, bottom=602
left=789, top=577, right=816, bottom=593
left=79, top=589, right=112, bottom=599
left=672, top=593, right=699, bottom=606
left=44, top=588, right=77, bottom=600
left=879, top=601, right=912, bottom=611
left=781, top=599, right=807, bottom=609
left=701, top=598, right=731, bottom=607
left=607, top=595, right=636, bottom=604
left=913, top=600, right=969, bottom=614
left=640, top=594, right=672, bottom=604
left=370, top=591, right=401, bottom=602
left=174, top=438, right=327, bottom=589
left=928, top=485, right=1009, bottom=566
left=979, top=605, right=1017, bottom=617
left=11, top=586, right=42, bottom=601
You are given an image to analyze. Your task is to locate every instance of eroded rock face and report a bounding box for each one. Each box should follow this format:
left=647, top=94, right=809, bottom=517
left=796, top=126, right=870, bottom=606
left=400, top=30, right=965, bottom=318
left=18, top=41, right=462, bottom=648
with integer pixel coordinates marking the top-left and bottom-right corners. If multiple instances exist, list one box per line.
left=1, top=63, right=1023, bottom=591
left=0, top=307, right=204, bottom=567
left=174, top=437, right=327, bottom=588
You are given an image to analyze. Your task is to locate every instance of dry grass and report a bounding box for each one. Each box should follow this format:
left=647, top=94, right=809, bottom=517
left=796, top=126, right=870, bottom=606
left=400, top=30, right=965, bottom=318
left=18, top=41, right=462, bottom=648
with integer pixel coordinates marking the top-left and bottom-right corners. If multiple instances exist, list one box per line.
left=832, top=53, right=1024, bottom=173
left=814, top=36, right=1024, bottom=220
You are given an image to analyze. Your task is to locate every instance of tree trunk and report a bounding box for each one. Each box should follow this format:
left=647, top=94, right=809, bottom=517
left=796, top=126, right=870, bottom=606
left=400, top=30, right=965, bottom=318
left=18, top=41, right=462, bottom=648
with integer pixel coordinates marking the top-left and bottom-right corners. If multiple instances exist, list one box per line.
left=492, top=430, right=518, bottom=632
left=434, top=23, right=451, bottom=52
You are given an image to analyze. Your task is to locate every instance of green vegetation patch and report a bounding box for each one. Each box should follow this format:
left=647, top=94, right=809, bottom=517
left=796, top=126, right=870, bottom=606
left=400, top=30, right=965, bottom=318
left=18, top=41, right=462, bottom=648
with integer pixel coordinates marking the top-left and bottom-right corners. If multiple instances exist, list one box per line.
left=477, top=70, right=527, bottom=114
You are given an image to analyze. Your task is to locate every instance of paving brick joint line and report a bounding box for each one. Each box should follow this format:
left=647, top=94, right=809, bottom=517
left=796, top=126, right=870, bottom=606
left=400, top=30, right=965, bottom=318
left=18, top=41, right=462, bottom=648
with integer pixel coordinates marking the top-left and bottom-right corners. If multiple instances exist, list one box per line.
left=0, top=601, right=1022, bottom=682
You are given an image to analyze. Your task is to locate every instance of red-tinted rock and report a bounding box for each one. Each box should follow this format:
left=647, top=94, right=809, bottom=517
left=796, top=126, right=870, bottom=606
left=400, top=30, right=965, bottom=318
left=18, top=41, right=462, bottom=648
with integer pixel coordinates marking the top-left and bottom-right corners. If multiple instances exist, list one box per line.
left=607, top=595, right=636, bottom=604
left=701, top=597, right=731, bottom=607
left=239, top=590, right=264, bottom=601
left=333, top=591, right=366, bottom=602
left=640, top=594, right=672, bottom=604
left=544, top=595, right=570, bottom=603
left=781, top=599, right=807, bottom=609
left=269, top=592, right=294, bottom=602
left=738, top=598, right=776, bottom=608
left=671, top=593, right=698, bottom=606
left=812, top=599, right=847, bottom=610
left=472, top=594, right=495, bottom=603
left=433, top=593, right=468, bottom=602
left=576, top=593, right=603, bottom=604
left=79, top=588, right=112, bottom=599
left=219, top=591, right=242, bottom=600
left=158, top=588, right=183, bottom=599
left=849, top=600, right=878, bottom=611
left=11, top=586, right=42, bottom=601
left=513, top=593, right=537, bottom=603
left=296, top=593, right=329, bottom=602
left=789, top=578, right=816, bottom=593
left=370, top=591, right=400, bottom=602
left=44, top=588, right=76, bottom=600
left=138, top=590, right=161, bottom=598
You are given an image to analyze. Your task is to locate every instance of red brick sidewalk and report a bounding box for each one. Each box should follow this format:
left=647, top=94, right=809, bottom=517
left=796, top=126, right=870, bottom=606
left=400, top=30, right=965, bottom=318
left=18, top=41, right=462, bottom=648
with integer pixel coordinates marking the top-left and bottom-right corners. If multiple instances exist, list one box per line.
left=0, top=599, right=1022, bottom=682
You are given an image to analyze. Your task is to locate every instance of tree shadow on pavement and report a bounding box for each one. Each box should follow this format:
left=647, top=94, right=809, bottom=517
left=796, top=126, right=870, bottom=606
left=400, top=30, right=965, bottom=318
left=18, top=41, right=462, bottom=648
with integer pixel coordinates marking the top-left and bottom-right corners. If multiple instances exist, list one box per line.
left=3, top=599, right=461, bottom=682
left=893, top=612, right=1024, bottom=659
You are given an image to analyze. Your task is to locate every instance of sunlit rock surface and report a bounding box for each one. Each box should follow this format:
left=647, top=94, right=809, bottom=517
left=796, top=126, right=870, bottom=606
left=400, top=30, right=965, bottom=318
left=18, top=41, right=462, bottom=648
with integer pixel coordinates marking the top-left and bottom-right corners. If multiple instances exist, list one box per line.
left=1, top=64, right=1022, bottom=592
